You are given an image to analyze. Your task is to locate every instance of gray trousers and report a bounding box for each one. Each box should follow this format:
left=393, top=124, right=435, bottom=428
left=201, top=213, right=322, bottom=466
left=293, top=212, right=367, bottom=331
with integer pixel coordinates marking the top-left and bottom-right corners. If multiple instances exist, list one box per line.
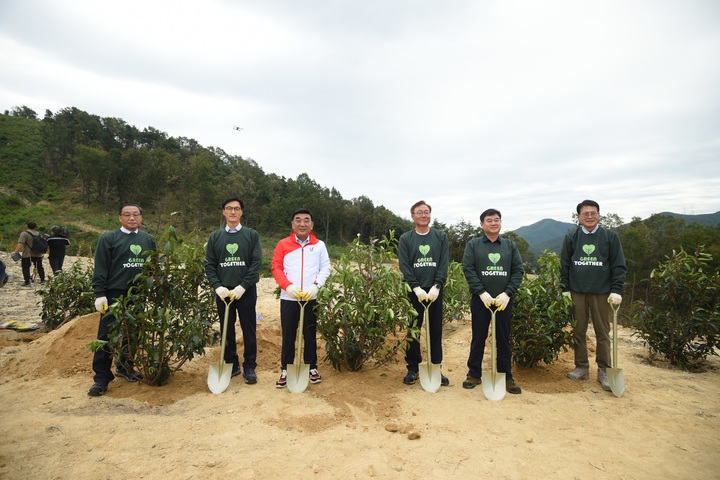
left=570, top=292, right=611, bottom=369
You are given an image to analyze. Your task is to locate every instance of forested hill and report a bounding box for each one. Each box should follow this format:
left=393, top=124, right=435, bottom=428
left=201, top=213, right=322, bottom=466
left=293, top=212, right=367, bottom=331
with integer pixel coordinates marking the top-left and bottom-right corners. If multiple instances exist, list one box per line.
left=0, top=106, right=413, bottom=250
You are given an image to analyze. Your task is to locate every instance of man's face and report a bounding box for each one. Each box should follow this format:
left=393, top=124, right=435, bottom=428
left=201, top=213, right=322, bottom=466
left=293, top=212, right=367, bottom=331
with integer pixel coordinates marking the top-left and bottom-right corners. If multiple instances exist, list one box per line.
left=223, top=201, right=243, bottom=226
left=481, top=214, right=502, bottom=235
left=578, top=205, right=599, bottom=230
left=412, top=204, right=431, bottom=228
left=292, top=213, right=313, bottom=240
left=119, top=206, right=142, bottom=231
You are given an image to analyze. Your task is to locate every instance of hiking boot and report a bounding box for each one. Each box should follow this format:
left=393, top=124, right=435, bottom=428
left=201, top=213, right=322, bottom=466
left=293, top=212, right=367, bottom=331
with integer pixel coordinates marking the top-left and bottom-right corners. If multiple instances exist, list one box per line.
left=243, top=367, right=257, bottom=384
left=567, top=366, right=589, bottom=381
left=231, top=365, right=242, bottom=378
left=276, top=369, right=288, bottom=388
left=88, top=382, right=108, bottom=396
left=462, top=375, right=481, bottom=389
left=309, top=368, right=322, bottom=384
left=506, top=379, right=522, bottom=394
left=597, top=367, right=611, bottom=391
left=115, top=368, right=142, bottom=382
left=403, top=371, right=419, bottom=385
left=441, top=374, right=449, bottom=387
left=21, top=282, right=31, bottom=287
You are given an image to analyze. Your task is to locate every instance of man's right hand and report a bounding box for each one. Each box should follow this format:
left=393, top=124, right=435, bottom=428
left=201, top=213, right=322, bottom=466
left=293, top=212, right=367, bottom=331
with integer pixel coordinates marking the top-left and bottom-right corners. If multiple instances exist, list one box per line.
left=413, top=287, right=428, bottom=302
left=95, top=296, right=108, bottom=313
left=479, top=292, right=494, bottom=308
left=215, top=287, right=230, bottom=299
left=286, top=284, right=302, bottom=299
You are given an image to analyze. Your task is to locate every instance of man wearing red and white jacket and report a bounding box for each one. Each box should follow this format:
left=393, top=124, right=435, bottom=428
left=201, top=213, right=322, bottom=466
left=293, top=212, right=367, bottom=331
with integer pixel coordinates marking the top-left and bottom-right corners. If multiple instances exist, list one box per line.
left=271, top=208, right=331, bottom=388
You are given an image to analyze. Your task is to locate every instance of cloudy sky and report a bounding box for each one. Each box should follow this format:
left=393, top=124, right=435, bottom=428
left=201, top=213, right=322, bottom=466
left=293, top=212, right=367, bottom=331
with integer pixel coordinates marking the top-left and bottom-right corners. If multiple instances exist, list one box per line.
left=2, top=0, right=719, bottom=231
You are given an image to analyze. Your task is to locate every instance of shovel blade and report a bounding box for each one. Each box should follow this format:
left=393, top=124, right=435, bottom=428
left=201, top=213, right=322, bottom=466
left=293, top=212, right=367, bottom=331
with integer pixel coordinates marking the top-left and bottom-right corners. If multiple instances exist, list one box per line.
left=286, top=363, right=310, bottom=393
left=419, top=362, right=442, bottom=393
left=207, top=362, right=233, bottom=394
left=482, top=372, right=506, bottom=401
left=607, top=367, right=625, bottom=397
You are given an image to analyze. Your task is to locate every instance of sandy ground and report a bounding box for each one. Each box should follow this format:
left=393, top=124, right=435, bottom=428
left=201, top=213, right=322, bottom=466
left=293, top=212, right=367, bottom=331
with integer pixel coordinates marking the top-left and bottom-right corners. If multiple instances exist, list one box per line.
left=0, top=253, right=719, bottom=480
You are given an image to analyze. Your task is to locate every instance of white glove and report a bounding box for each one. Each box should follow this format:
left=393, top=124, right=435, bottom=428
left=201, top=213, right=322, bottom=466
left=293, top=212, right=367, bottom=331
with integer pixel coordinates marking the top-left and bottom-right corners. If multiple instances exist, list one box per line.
left=608, top=293, right=622, bottom=305
left=304, top=284, right=319, bottom=300
left=95, top=296, right=108, bottom=313
left=495, top=292, right=511, bottom=311
left=215, top=286, right=230, bottom=299
left=413, top=287, right=428, bottom=302
left=562, top=291, right=572, bottom=299
left=479, top=292, right=494, bottom=308
left=427, top=285, right=440, bottom=302
left=286, top=284, right=301, bottom=299
left=231, top=285, right=246, bottom=300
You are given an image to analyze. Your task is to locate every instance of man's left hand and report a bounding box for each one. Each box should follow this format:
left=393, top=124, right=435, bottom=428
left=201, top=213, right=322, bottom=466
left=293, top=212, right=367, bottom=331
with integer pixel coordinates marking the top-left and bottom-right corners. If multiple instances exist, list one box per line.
left=494, top=292, right=511, bottom=311
left=231, top=285, right=246, bottom=300
left=427, top=285, right=440, bottom=302
left=608, top=293, right=622, bottom=305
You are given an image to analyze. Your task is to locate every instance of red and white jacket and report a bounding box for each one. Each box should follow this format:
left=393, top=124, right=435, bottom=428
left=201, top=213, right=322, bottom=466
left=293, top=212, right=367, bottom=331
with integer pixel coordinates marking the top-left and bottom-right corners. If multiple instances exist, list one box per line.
left=271, top=231, right=331, bottom=301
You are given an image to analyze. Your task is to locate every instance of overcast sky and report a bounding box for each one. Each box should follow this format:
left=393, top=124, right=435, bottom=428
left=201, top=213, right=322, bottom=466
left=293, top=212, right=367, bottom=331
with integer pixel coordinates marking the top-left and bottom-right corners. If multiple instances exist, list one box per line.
left=2, top=0, right=719, bottom=231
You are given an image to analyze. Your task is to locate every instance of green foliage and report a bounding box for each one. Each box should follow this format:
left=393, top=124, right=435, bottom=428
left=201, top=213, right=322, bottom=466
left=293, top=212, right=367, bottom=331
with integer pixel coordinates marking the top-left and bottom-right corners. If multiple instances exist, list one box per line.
left=633, top=248, right=720, bottom=369
left=95, top=226, right=216, bottom=386
left=511, top=251, right=575, bottom=368
left=38, top=262, right=95, bottom=330
left=316, top=233, right=418, bottom=371
left=442, top=261, right=470, bottom=324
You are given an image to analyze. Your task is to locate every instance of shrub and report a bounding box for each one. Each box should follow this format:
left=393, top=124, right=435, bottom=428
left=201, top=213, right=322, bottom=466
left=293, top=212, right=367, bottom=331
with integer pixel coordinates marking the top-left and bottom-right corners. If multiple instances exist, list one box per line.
left=316, top=233, right=418, bottom=371
left=633, top=248, right=720, bottom=369
left=511, top=251, right=575, bottom=368
left=38, top=262, right=96, bottom=330
left=442, top=261, right=470, bottom=324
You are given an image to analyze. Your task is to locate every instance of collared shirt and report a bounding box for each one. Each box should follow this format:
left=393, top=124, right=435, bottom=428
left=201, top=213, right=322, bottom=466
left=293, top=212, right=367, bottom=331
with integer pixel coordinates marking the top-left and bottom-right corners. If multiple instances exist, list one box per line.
left=581, top=225, right=600, bottom=234
left=120, top=227, right=139, bottom=234
left=225, top=225, right=243, bottom=234
left=295, top=235, right=310, bottom=247
left=482, top=234, right=502, bottom=244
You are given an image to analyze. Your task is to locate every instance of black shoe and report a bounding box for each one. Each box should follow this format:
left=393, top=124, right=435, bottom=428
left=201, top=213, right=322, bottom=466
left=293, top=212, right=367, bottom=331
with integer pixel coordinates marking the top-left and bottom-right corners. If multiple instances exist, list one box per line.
left=39, top=279, right=45, bottom=285
left=243, top=367, right=257, bottom=384
left=506, top=379, right=522, bottom=394
left=115, top=368, right=142, bottom=382
left=88, top=382, right=108, bottom=396
left=231, top=365, right=242, bottom=378
left=463, top=376, right=481, bottom=389
left=403, top=371, right=419, bottom=385
left=441, top=374, right=449, bottom=387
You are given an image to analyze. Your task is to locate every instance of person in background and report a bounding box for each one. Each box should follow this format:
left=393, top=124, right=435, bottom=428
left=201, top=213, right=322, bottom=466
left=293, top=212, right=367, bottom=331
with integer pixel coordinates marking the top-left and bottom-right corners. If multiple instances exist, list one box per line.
left=560, top=199, right=626, bottom=391
left=10, top=221, right=46, bottom=287
left=271, top=208, right=331, bottom=388
left=462, top=208, right=524, bottom=394
left=89, top=204, right=156, bottom=397
left=47, top=226, right=71, bottom=273
left=398, top=200, right=450, bottom=387
left=205, top=196, right=263, bottom=385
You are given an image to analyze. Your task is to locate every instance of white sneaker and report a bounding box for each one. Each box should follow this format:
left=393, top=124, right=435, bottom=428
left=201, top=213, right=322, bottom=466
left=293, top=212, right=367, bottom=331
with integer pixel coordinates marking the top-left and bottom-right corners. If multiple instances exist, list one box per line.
left=275, top=369, right=287, bottom=388
left=309, top=368, right=322, bottom=384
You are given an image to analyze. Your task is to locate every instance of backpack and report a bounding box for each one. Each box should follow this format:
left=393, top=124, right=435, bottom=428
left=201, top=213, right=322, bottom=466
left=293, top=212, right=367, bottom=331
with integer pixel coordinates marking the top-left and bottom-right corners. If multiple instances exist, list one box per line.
left=26, top=231, right=49, bottom=254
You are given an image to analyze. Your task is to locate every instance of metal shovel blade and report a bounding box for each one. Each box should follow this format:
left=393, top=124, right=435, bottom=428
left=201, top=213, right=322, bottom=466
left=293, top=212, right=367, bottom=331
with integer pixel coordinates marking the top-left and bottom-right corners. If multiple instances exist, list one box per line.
left=287, top=300, right=310, bottom=394
left=208, top=298, right=233, bottom=394
left=482, top=306, right=506, bottom=401
left=608, top=303, right=625, bottom=397
left=418, top=301, right=442, bottom=393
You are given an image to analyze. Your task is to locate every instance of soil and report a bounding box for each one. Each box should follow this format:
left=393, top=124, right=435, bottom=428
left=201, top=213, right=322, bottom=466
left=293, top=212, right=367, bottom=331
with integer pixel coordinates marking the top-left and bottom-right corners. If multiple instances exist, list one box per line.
left=0, top=252, right=718, bottom=479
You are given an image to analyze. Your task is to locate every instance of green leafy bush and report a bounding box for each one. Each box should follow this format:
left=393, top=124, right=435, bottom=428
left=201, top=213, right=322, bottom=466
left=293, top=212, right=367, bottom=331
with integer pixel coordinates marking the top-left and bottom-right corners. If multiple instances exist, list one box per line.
left=511, top=251, right=575, bottom=368
left=90, top=226, right=216, bottom=385
left=38, top=262, right=96, bottom=330
left=442, top=261, right=470, bottom=324
left=316, top=233, right=418, bottom=371
left=633, top=248, right=720, bottom=369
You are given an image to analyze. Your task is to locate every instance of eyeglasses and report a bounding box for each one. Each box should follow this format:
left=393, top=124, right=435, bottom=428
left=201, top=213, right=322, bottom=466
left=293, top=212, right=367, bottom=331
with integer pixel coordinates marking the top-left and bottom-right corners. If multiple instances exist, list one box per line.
left=413, top=210, right=431, bottom=216
left=121, top=213, right=142, bottom=218
left=224, top=207, right=242, bottom=212
left=580, top=212, right=598, bottom=218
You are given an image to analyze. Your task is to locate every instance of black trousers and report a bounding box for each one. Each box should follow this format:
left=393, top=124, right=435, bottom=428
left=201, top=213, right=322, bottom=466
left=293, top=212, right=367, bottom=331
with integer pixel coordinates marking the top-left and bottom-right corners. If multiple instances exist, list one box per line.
left=280, top=299, right=318, bottom=370
left=92, top=289, right=135, bottom=384
left=215, top=285, right=258, bottom=370
left=405, top=289, right=444, bottom=370
left=49, top=256, right=65, bottom=273
left=466, top=295, right=514, bottom=381
left=21, top=256, right=45, bottom=283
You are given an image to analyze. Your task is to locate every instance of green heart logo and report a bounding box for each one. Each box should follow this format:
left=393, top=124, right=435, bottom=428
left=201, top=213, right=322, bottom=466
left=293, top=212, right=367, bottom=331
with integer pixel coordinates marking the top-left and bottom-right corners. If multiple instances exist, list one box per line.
left=488, top=253, right=501, bottom=264
left=130, top=244, right=142, bottom=256
left=419, top=245, right=430, bottom=256
left=583, top=244, right=595, bottom=255
left=226, top=243, right=239, bottom=255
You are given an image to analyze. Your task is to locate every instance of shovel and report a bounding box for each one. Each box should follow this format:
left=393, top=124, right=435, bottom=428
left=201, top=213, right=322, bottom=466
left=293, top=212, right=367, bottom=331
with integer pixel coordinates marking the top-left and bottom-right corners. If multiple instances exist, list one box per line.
left=482, top=305, right=506, bottom=401
left=418, top=300, right=442, bottom=393
left=287, top=300, right=310, bottom=393
left=208, top=297, right=233, bottom=394
left=608, top=302, right=625, bottom=397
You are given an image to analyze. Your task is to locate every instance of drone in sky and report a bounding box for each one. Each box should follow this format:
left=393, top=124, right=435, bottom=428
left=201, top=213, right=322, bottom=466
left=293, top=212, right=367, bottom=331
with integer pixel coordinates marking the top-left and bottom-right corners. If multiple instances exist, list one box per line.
left=233, top=126, right=243, bottom=132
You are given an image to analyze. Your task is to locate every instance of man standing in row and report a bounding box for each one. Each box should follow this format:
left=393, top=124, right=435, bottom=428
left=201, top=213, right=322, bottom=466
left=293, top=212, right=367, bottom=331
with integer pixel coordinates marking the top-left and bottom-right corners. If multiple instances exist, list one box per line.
left=462, top=209, right=524, bottom=394
left=561, top=199, right=626, bottom=391
left=205, top=196, right=263, bottom=385
left=10, top=221, right=46, bottom=286
left=271, top=208, right=331, bottom=388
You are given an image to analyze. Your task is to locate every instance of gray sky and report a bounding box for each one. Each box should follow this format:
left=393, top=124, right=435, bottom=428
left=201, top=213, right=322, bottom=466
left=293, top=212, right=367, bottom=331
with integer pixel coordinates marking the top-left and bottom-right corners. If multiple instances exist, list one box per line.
left=2, top=0, right=719, bottom=231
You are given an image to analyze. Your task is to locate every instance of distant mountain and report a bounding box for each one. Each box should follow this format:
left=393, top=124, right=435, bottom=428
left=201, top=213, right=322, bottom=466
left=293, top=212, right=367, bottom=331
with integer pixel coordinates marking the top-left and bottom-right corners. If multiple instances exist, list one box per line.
left=654, top=211, right=720, bottom=227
